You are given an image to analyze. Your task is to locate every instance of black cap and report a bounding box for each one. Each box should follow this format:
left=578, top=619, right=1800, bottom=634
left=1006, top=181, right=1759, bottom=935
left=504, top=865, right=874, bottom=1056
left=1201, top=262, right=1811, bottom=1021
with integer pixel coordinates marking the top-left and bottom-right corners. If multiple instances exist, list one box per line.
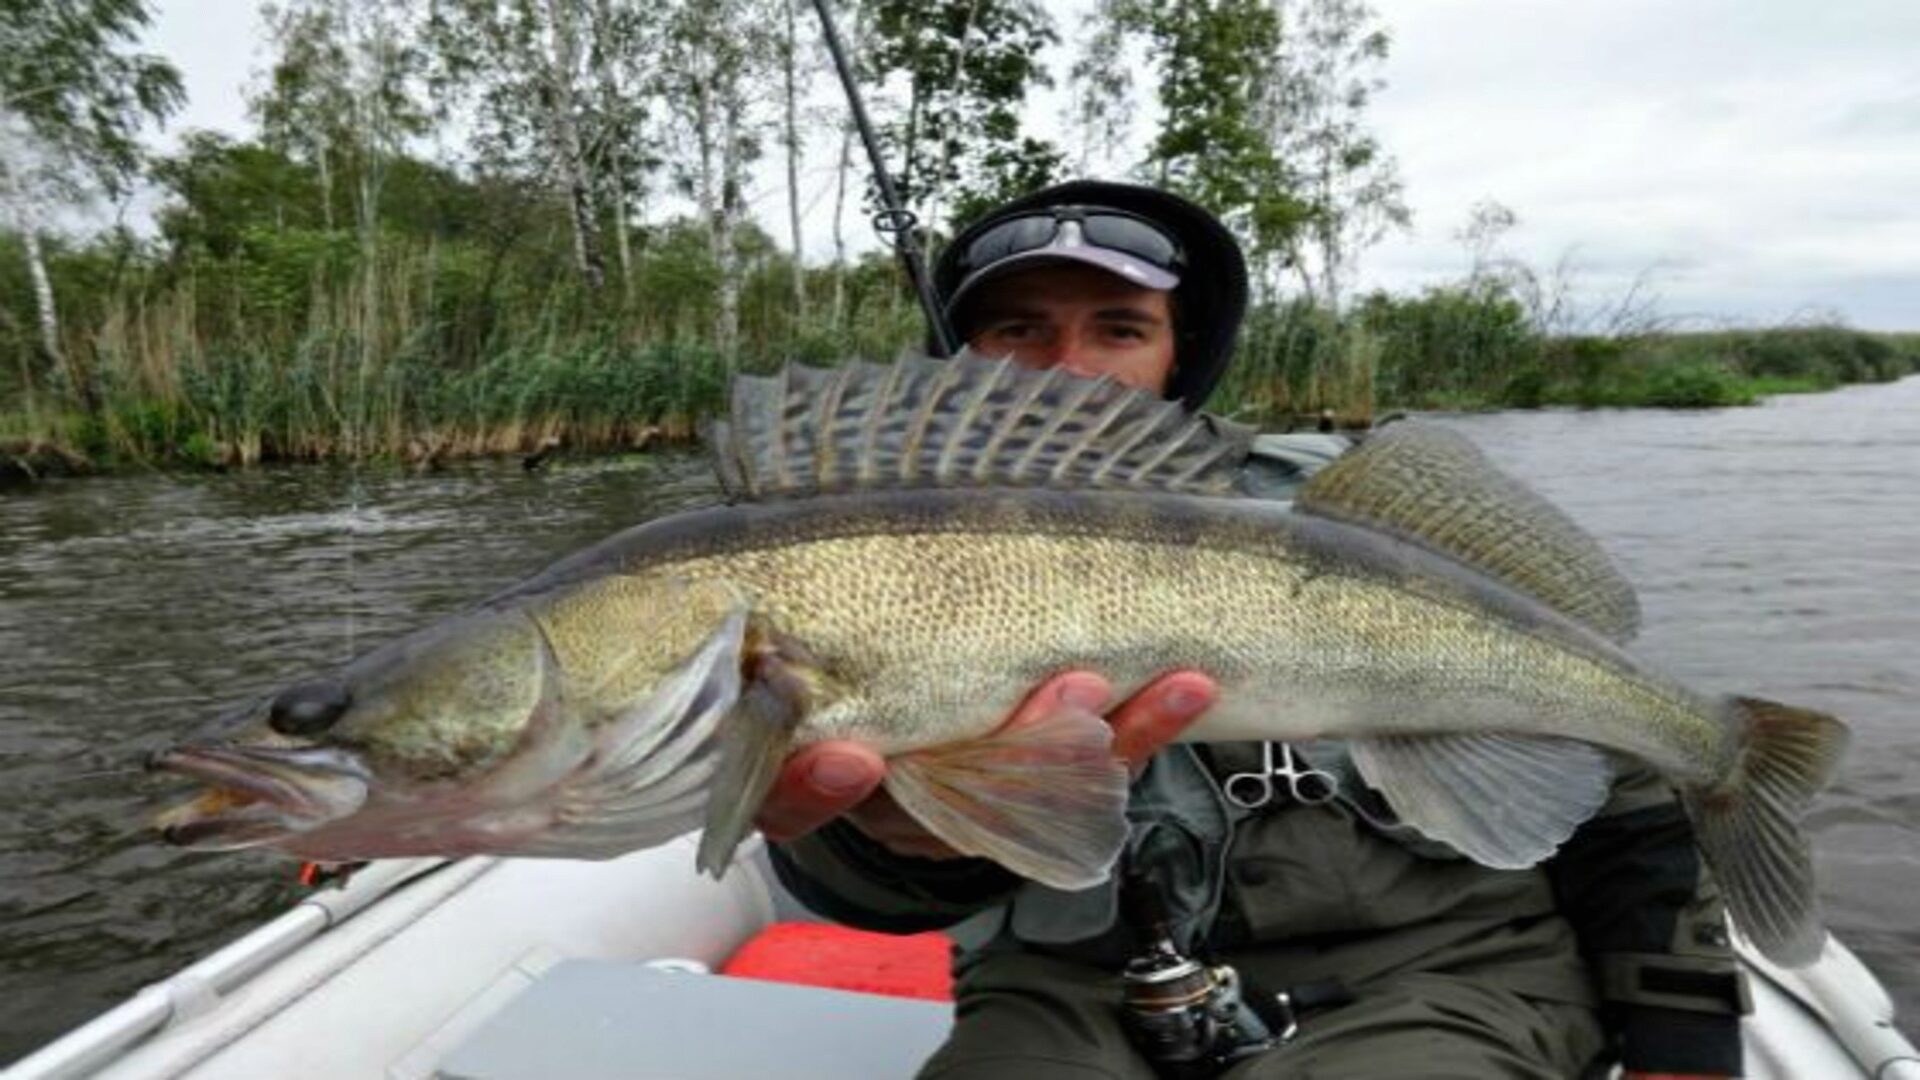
left=935, top=181, right=1249, bottom=409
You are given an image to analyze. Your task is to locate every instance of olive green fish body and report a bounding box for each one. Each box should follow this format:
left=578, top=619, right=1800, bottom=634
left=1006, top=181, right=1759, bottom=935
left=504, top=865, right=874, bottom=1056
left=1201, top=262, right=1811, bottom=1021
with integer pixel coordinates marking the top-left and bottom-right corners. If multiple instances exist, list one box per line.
left=152, top=355, right=1850, bottom=968
left=551, top=487, right=1724, bottom=781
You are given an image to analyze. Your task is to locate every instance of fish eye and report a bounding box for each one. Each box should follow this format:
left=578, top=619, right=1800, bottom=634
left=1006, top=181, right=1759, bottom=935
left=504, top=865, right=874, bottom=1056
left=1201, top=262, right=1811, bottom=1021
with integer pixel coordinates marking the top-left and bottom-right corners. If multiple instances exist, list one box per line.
left=267, top=681, right=353, bottom=736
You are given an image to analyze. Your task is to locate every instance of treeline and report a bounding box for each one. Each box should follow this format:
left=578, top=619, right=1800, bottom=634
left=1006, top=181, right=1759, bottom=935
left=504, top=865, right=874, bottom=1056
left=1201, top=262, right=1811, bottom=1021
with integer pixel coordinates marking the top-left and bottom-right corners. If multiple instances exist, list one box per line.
left=1, top=139, right=926, bottom=468
left=7, top=175, right=1911, bottom=476
left=3, top=0, right=1914, bottom=476
left=4, top=156, right=1914, bottom=473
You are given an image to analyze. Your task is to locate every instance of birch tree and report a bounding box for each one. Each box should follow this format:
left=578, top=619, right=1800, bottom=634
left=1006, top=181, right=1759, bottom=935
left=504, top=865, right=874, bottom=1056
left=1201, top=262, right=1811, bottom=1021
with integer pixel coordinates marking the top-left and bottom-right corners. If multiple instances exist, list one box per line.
left=659, top=0, right=778, bottom=361
left=1261, top=0, right=1408, bottom=314
left=255, top=3, right=355, bottom=233
left=865, top=0, right=1061, bottom=235
left=254, top=0, right=424, bottom=453
left=821, top=0, right=872, bottom=330
left=1, top=0, right=182, bottom=412
left=587, top=0, right=659, bottom=293
left=782, top=0, right=809, bottom=319
left=1105, top=0, right=1301, bottom=258
left=1066, top=0, right=1135, bottom=176
left=431, top=0, right=659, bottom=290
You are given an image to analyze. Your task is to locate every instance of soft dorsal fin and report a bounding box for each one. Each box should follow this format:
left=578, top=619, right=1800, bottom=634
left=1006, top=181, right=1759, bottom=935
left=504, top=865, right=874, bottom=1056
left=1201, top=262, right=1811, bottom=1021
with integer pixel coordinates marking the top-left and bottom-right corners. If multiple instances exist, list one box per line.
left=1296, top=422, right=1641, bottom=641
left=708, top=352, right=1253, bottom=500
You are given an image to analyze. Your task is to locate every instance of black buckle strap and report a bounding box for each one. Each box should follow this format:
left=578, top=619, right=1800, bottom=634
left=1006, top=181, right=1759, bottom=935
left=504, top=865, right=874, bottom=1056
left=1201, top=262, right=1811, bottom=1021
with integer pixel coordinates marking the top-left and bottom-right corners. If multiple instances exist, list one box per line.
left=1598, top=952, right=1752, bottom=1015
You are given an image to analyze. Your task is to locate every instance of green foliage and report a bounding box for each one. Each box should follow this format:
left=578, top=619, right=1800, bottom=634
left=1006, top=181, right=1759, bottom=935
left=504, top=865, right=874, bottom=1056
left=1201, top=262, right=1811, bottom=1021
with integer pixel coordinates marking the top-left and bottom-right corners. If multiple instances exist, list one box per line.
left=1637, top=363, right=1755, bottom=409
left=7, top=1, right=1918, bottom=472
left=0, top=134, right=927, bottom=466
left=1109, top=0, right=1303, bottom=253
left=867, top=0, right=1063, bottom=224
left=1205, top=286, right=1918, bottom=423
left=1359, top=284, right=1536, bottom=406
left=1264, top=0, right=1409, bottom=311
left=1, top=0, right=185, bottom=194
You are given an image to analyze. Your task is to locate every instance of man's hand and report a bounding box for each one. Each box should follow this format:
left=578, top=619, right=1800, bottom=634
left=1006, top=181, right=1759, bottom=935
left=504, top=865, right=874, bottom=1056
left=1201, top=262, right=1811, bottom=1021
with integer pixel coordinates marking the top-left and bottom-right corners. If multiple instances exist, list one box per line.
left=753, top=670, right=1218, bottom=857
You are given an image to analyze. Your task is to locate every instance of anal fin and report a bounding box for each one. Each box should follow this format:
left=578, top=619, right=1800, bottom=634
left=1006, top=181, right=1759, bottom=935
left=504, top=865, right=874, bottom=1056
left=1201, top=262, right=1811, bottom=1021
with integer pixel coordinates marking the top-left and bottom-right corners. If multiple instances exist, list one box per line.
left=884, top=706, right=1132, bottom=890
left=1350, top=732, right=1614, bottom=868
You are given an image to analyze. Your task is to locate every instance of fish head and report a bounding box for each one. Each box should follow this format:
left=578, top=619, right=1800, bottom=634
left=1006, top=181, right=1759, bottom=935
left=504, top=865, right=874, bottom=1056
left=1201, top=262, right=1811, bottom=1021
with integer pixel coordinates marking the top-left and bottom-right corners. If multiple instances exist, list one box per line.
left=151, top=605, right=567, bottom=857
left=150, top=576, right=751, bottom=861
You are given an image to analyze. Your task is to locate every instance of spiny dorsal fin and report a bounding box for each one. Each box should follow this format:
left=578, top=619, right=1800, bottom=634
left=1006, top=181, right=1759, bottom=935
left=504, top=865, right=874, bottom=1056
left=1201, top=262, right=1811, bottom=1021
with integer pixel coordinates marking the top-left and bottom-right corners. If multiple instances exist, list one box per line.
left=1297, top=422, right=1642, bottom=641
left=709, top=351, right=1253, bottom=499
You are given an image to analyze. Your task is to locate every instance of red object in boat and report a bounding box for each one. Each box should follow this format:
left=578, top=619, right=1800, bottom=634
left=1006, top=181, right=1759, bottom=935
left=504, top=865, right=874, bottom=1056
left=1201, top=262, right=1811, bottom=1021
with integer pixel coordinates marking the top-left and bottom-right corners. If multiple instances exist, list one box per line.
left=722, top=922, right=955, bottom=1002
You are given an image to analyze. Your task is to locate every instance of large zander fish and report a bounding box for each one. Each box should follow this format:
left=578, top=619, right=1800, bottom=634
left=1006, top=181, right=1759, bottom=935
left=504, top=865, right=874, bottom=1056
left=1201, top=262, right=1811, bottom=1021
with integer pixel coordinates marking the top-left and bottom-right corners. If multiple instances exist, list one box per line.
left=152, top=354, right=1849, bottom=966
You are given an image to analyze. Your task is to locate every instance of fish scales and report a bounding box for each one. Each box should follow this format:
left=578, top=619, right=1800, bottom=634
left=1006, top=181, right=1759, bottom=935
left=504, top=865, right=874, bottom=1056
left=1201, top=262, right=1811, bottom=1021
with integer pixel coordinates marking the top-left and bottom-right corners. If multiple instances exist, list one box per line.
left=528, top=486, right=1724, bottom=777
left=150, top=356, right=1850, bottom=967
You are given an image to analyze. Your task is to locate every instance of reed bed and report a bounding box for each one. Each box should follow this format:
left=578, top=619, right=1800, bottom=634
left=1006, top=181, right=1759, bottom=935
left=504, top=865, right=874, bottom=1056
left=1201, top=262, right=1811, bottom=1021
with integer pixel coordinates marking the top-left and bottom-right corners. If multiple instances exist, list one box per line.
left=4, top=235, right=1916, bottom=473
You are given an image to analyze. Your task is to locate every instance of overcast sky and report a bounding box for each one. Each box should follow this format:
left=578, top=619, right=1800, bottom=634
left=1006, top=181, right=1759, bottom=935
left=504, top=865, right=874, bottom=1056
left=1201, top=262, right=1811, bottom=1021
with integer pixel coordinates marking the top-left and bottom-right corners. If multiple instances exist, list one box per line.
left=144, top=0, right=1920, bottom=330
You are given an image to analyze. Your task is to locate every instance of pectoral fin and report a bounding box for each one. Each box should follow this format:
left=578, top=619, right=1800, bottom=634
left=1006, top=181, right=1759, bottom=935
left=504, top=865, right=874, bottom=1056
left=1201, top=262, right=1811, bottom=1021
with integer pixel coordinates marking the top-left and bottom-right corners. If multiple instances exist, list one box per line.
left=695, top=627, right=820, bottom=878
left=1349, top=733, right=1613, bottom=868
left=884, top=708, right=1132, bottom=890
left=499, top=602, right=749, bottom=858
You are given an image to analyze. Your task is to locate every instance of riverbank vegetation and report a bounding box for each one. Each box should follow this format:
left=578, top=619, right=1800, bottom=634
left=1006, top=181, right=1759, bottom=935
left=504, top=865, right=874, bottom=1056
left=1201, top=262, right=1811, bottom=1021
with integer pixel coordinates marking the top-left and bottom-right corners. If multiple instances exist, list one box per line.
left=6, top=1, right=1915, bottom=478
left=1223, top=295, right=1919, bottom=421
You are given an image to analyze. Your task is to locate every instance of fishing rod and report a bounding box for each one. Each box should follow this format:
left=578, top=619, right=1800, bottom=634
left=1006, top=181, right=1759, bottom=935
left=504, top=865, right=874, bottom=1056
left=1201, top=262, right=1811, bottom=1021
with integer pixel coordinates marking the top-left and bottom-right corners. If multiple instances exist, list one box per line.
left=807, top=0, right=961, bottom=357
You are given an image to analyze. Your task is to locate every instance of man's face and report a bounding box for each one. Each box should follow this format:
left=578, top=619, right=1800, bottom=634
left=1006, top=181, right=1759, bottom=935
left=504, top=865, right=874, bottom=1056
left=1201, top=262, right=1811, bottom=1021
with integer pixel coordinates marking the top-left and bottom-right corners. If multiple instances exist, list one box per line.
left=962, top=264, right=1176, bottom=395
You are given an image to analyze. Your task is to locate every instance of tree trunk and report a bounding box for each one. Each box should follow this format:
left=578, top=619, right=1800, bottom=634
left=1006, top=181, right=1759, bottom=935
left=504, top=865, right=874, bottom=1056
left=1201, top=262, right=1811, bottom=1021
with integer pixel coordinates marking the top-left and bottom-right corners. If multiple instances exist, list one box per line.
left=318, top=144, right=335, bottom=233
left=611, top=174, right=633, bottom=294
left=694, top=77, right=718, bottom=260
left=19, top=220, right=86, bottom=413
left=20, top=224, right=61, bottom=365
left=716, top=88, right=744, bottom=366
left=593, top=0, right=634, bottom=294
left=544, top=0, right=606, bottom=289
left=783, top=0, right=807, bottom=322
left=922, top=0, right=984, bottom=243
left=830, top=116, right=852, bottom=330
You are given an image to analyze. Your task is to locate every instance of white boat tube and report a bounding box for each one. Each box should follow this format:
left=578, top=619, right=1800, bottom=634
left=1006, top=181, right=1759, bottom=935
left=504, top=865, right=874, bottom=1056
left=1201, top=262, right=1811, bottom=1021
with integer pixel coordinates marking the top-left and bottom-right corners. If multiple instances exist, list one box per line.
left=5, top=836, right=777, bottom=1080
left=1740, top=934, right=1920, bottom=1080
left=5, top=859, right=471, bottom=1080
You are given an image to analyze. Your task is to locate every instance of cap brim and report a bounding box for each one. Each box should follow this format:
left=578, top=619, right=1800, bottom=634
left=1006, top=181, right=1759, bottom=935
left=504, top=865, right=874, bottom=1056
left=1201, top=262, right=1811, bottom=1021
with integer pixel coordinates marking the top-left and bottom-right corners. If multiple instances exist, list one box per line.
left=945, top=248, right=1180, bottom=314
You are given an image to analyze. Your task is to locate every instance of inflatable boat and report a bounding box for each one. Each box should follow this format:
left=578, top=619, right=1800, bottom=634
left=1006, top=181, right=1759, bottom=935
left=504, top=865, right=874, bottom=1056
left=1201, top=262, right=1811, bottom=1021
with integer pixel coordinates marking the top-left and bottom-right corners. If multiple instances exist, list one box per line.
left=9, top=836, right=1916, bottom=1079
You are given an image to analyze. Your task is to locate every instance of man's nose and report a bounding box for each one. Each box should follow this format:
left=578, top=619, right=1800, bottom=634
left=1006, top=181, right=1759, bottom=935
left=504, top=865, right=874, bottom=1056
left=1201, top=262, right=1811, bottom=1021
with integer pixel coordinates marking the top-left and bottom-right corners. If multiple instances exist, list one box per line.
left=1045, top=328, right=1098, bottom=376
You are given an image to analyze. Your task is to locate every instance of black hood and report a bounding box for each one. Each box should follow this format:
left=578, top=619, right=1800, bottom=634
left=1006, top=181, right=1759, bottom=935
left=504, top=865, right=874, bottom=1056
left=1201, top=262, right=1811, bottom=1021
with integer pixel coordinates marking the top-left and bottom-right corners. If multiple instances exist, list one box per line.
left=933, top=181, right=1249, bottom=410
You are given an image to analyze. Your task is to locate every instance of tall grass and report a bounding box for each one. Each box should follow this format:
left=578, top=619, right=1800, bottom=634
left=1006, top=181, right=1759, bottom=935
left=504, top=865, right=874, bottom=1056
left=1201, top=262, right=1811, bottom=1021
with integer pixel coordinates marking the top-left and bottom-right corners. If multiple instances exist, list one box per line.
left=5, top=230, right=1917, bottom=472
left=1209, top=288, right=1920, bottom=424
left=3, top=230, right=920, bottom=470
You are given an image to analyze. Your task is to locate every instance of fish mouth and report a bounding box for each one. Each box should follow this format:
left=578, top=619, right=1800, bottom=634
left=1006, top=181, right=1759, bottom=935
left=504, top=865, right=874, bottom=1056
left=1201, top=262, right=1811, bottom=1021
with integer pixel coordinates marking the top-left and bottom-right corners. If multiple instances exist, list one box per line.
left=150, top=744, right=372, bottom=849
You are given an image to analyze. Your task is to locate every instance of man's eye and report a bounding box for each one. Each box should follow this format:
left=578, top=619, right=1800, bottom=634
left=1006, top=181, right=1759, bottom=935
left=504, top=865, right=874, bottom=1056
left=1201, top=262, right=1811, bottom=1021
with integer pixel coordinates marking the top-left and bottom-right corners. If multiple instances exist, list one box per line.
left=990, top=323, right=1037, bottom=341
left=1104, top=325, right=1146, bottom=342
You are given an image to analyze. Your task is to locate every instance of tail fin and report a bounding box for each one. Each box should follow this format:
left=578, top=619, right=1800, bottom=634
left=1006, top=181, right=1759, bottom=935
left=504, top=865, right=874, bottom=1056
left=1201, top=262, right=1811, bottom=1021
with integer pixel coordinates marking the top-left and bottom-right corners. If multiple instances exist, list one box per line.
left=1684, top=696, right=1849, bottom=967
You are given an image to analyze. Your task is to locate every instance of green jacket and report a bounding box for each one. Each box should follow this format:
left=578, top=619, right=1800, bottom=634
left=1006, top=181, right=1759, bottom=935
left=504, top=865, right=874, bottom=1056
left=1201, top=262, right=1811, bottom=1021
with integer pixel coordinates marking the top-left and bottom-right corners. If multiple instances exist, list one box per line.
left=771, top=433, right=1747, bottom=1076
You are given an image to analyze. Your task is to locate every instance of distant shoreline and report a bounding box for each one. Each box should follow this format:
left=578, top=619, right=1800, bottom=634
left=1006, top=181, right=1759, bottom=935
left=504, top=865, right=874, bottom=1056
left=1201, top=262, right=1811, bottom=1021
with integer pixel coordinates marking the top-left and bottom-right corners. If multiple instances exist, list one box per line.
left=7, top=337, right=1913, bottom=484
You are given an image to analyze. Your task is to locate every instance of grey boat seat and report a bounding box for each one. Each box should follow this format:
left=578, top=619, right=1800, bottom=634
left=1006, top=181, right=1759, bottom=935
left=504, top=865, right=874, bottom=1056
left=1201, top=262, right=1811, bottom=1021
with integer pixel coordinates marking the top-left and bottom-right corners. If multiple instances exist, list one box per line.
left=436, top=959, right=953, bottom=1079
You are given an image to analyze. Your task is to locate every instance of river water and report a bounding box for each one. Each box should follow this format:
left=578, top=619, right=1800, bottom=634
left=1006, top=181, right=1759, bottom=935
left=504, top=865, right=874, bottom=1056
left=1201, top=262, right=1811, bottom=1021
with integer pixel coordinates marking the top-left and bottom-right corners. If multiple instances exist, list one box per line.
left=2, top=377, right=1916, bottom=1062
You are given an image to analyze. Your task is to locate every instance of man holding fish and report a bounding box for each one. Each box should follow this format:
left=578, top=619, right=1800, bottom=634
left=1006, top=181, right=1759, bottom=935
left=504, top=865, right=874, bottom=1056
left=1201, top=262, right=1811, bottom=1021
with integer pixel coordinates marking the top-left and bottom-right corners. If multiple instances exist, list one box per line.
left=155, top=183, right=1847, bottom=1077
left=760, top=181, right=1750, bottom=1079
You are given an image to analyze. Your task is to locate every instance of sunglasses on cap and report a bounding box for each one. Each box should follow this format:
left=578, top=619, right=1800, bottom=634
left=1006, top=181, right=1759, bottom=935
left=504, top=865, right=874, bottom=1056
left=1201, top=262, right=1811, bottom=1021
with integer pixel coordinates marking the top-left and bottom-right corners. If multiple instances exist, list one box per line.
left=954, top=206, right=1186, bottom=283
